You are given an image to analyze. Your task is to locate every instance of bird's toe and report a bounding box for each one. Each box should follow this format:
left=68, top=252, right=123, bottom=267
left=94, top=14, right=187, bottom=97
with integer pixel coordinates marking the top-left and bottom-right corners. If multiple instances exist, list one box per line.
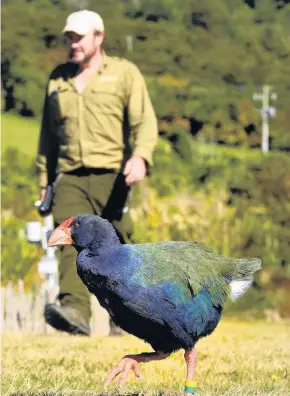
left=104, top=355, right=143, bottom=389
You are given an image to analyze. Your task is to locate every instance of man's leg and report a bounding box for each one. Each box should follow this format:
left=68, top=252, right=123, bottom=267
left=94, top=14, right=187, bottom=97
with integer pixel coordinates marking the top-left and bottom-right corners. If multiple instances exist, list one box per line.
left=88, top=171, right=134, bottom=334
left=88, top=172, right=134, bottom=242
left=45, top=173, right=93, bottom=335
left=57, top=245, right=91, bottom=322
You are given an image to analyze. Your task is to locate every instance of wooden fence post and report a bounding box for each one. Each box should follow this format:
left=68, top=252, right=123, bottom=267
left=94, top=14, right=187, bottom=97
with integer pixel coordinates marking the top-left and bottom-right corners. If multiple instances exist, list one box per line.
left=1, top=287, right=5, bottom=332
left=17, top=280, right=30, bottom=332
left=1, top=282, right=111, bottom=336
left=90, top=295, right=110, bottom=336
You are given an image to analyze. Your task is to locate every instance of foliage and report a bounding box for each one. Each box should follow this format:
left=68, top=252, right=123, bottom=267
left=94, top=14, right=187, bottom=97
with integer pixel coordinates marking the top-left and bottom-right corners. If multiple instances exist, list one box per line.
left=1, top=148, right=39, bottom=218
left=149, top=138, right=191, bottom=196
left=1, top=217, right=42, bottom=284
left=1, top=147, right=43, bottom=284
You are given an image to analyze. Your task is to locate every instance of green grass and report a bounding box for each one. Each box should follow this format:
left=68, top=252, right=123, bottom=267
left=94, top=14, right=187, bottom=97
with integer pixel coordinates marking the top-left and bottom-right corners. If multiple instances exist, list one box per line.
left=2, top=320, right=290, bottom=395
left=194, top=141, right=264, bottom=161
left=1, top=113, right=39, bottom=156
left=1, top=113, right=268, bottom=161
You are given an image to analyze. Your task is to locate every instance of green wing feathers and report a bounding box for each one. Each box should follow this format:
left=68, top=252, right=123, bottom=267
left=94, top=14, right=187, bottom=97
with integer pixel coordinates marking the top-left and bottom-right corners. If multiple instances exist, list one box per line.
left=131, top=241, right=261, bottom=307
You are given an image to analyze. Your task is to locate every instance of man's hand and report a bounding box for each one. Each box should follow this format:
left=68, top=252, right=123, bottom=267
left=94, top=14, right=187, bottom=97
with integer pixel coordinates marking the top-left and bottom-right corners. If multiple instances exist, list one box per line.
left=123, top=156, right=147, bottom=186
left=40, top=188, right=46, bottom=201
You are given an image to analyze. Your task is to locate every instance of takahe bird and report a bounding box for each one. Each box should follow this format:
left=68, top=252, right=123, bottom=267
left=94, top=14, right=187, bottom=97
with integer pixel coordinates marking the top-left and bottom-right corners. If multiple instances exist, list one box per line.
left=48, top=214, right=261, bottom=394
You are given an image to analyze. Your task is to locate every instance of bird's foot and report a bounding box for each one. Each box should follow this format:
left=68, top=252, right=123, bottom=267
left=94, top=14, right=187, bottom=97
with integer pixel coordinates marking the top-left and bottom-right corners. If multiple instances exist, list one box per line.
left=104, top=354, right=143, bottom=390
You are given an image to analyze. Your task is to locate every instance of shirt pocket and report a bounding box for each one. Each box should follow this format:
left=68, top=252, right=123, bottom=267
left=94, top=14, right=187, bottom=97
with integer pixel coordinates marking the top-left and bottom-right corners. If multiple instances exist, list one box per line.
left=89, top=84, right=125, bottom=117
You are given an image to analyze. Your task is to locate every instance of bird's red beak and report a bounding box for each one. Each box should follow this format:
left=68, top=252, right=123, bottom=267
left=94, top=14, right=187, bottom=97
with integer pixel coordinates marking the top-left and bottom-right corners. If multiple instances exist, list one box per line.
left=48, top=216, right=74, bottom=247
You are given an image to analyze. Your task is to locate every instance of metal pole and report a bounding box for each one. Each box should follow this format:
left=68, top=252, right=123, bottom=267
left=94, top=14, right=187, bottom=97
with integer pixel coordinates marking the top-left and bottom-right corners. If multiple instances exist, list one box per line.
left=261, top=85, right=270, bottom=153
left=253, top=84, right=277, bottom=153
left=126, top=35, right=133, bottom=52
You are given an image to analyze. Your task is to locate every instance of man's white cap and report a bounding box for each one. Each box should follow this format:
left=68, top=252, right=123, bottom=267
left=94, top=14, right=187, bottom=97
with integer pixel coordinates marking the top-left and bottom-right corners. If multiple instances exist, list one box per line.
left=62, top=10, right=104, bottom=35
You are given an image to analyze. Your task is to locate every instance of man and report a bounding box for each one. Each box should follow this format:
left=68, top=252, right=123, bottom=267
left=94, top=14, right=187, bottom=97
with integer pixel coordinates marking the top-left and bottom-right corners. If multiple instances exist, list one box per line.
left=37, top=10, right=158, bottom=336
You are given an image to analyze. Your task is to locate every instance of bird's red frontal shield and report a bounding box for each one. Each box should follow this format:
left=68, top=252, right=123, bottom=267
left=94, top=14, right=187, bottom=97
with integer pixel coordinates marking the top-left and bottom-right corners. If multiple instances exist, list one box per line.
left=48, top=216, right=74, bottom=247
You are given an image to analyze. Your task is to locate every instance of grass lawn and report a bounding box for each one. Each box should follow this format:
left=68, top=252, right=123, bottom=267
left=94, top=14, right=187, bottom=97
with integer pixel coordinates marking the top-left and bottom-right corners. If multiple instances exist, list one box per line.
left=1, top=113, right=266, bottom=161
left=1, top=113, right=39, bottom=157
left=2, top=320, right=290, bottom=395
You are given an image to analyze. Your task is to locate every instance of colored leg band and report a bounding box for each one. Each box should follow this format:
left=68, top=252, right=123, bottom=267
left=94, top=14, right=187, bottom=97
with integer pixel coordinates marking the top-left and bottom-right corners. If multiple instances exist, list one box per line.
left=184, top=386, right=197, bottom=393
left=185, top=380, right=197, bottom=387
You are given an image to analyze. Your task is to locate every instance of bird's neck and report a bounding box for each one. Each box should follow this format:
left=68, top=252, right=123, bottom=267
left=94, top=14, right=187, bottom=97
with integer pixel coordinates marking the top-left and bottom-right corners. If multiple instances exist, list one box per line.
left=77, top=237, right=121, bottom=275
left=96, top=237, right=121, bottom=258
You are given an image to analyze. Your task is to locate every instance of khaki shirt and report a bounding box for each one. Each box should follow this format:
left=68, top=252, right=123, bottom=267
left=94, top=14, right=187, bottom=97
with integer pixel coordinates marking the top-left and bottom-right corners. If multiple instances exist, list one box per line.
left=37, top=53, right=158, bottom=187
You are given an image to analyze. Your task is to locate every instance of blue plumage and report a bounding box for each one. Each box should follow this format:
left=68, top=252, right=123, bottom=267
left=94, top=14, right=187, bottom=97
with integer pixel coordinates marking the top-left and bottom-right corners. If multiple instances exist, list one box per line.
left=74, top=219, right=234, bottom=353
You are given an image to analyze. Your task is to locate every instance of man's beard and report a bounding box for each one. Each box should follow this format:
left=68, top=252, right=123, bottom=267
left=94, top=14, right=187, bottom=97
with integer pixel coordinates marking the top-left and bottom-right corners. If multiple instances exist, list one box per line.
left=68, top=48, right=95, bottom=64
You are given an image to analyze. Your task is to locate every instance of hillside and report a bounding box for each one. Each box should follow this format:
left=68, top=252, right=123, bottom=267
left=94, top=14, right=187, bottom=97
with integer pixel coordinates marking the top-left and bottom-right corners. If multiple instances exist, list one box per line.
left=2, top=0, right=290, bottom=150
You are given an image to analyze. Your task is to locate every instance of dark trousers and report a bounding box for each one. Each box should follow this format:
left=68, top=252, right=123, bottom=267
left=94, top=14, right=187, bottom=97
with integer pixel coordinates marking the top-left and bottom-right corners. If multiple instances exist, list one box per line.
left=52, top=168, right=133, bottom=322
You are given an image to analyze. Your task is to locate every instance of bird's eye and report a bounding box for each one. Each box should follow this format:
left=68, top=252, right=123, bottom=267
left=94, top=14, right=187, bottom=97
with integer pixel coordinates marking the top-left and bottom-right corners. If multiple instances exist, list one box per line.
left=73, top=220, right=80, bottom=228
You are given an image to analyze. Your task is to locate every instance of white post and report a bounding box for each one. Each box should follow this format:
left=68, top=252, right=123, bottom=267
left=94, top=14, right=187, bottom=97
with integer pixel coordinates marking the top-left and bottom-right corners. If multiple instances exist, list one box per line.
left=253, top=85, right=277, bottom=153
left=126, top=35, right=133, bottom=52
left=261, top=85, right=270, bottom=153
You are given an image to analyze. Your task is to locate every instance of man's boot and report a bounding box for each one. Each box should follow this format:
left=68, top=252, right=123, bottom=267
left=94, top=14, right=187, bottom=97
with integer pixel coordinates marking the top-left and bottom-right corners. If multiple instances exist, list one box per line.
left=44, top=303, right=90, bottom=336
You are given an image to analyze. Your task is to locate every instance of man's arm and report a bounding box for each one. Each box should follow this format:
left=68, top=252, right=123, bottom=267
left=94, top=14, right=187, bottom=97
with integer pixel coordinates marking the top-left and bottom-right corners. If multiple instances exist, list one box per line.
left=124, top=63, right=158, bottom=186
left=123, top=155, right=147, bottom=186
left=36, top=93, right=49, bottom=197
left=36, top=83, right=58, bottom=199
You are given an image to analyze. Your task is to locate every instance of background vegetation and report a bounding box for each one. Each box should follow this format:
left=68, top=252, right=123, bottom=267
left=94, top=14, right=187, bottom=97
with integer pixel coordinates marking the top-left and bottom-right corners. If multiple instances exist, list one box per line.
left=1, top=0, right=290, bottom=318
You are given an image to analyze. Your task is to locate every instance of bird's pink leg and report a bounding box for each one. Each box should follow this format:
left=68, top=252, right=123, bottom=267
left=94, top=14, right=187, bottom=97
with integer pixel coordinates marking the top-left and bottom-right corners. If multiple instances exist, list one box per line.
left=104, top=351, right=170, bottom=389
left=184, top=348, right=198, bottom=395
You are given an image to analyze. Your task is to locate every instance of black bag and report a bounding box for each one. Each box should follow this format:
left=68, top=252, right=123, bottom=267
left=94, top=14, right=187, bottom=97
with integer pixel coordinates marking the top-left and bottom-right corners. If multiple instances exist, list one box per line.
left=38, top=184, right=54, bottom=217
left=38, top=133, right=58, bottom=217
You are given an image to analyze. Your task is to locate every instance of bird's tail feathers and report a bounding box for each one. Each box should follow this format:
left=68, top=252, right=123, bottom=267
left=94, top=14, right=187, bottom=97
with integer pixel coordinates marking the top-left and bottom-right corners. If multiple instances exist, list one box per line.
left=234, top=257, right=261, bottom=280
left=229, top=278, right=253, bottom=301
left=229, top=257, right=261, bottom=301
